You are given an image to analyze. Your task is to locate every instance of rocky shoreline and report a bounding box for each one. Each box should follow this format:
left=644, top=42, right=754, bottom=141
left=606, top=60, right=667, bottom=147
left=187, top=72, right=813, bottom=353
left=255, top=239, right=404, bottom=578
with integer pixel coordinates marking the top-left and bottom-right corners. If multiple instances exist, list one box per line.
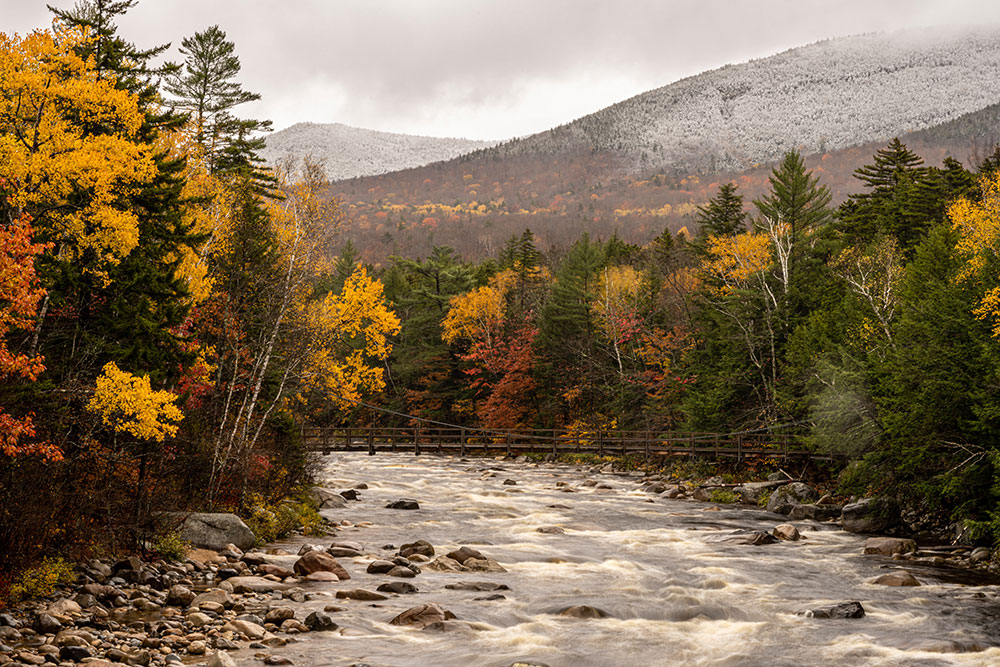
left=1, top=456, right=996, bottom=666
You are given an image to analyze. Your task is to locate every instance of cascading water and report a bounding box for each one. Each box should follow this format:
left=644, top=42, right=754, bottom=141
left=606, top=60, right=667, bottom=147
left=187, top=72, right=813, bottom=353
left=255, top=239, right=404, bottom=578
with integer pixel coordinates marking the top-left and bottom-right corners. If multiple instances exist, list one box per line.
left=257, top=454, right=1000, bottom=667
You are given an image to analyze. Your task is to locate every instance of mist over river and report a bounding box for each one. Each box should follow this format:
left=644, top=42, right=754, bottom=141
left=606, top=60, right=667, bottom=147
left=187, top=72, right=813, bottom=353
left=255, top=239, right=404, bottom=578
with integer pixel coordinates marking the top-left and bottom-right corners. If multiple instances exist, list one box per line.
left=260, top=454, right=1000, bottom=667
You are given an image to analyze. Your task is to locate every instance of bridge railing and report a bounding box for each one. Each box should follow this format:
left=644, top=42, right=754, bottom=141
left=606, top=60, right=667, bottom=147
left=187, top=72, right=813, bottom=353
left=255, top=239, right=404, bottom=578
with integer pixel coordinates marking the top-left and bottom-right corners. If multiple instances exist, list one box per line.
left=300, top=425, right=836, bottom=463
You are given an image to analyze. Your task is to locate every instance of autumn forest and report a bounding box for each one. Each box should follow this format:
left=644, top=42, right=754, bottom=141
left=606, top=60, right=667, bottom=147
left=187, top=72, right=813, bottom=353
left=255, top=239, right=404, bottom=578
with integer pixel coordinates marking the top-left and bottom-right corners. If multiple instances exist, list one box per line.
left=4, top=1, right=1000, bottom=604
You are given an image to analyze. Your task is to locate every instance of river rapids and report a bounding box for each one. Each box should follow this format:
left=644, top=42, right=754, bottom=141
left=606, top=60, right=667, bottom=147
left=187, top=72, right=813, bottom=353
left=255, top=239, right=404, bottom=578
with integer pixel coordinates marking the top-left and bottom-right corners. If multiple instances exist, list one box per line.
left=259, top=454, right=1000, bottom=667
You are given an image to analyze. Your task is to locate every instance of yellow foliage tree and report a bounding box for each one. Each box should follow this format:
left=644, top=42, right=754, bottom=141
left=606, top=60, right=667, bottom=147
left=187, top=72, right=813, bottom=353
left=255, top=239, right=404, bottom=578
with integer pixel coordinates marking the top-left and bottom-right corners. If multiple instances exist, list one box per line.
left=0, top=27, right=156, bottom=281
left=301, top=266, right=401, bottom=408
left=950, top=172, right=1000, bottom=337
left=87, top=362, right=183, bottom=442
left=441, top=269, right=516, bottom=361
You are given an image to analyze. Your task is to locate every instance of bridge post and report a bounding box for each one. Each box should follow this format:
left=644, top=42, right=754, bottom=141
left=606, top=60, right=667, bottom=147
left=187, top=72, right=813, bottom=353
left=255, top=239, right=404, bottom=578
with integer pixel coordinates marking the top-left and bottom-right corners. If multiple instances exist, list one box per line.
left=598, top=430, right=604, bottom=458
left=737, top=434, right=743, bottom=462
left=323, top=428, right=330, bottom=456
left=367, top=423, right=375, bottom=456
left=505, top=434, right=511, bottom=458
left=414, top=425, right=421, bottom=456
left=714, top=434, right=720, bottom=459
left=460, top=428, right=467, bottom=457
left=783, top=433, right=789, bottom=464
left=644, top=432, right=650, bottom=462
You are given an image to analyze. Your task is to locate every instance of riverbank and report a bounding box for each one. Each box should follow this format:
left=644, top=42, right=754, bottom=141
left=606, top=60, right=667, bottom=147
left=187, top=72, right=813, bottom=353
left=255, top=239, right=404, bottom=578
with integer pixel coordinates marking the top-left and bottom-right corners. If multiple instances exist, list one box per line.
left=2, top=454, right=1000, bottom=666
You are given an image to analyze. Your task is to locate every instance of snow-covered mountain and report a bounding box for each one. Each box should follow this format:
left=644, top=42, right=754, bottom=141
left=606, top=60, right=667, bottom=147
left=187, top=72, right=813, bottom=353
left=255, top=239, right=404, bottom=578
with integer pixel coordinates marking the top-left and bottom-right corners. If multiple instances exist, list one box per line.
left=261, top=122, right=497, bottom=180
left=484, top=27, right=1000, bottom=174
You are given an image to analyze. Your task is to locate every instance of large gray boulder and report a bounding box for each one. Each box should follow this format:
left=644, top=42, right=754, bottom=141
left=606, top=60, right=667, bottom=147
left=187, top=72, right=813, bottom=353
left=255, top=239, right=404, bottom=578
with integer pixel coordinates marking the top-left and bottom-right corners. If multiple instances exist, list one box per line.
left=171, top=513, right=256, bottom=551
left=766, top=483, right=818, bottom=515
left=842, top=498, right=902, bottom=535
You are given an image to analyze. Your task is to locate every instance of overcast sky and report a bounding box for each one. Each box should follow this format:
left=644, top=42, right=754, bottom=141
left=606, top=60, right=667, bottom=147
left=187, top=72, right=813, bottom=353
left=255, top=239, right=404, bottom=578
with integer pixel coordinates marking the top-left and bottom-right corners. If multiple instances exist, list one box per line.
left=6, top=0, right=1000, bottom=140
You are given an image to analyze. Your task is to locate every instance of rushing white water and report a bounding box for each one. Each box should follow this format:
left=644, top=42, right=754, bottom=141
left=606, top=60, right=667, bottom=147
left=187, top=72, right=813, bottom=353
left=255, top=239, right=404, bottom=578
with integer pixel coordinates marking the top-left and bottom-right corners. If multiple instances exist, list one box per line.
left=263, top=454, right=1000, bottom=667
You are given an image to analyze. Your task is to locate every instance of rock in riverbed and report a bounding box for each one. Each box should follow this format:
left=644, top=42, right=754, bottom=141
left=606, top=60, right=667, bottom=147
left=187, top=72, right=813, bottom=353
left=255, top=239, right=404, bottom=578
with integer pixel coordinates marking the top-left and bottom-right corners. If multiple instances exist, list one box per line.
left=863, top=537, right=916, bottom=556
left=388, top=603, right=456, bottom=629
left=386, top=499, right=420, bottom=510
left=871, top=571, right=920, bottom=586
left=293, top=551, right=350, bottom=580
left=800, top=601, right=865, bottom=618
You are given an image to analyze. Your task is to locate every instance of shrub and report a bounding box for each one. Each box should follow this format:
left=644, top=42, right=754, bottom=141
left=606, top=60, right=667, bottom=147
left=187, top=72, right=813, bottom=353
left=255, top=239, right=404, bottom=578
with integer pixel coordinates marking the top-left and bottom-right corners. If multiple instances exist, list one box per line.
left=757, top=489, right=772, bottom=508
left=7, top=557, right=75, bottom=602
left=709, top=488, right=739, bottom=504
left=151, top=531, right=189, bottom=562
left=240, top=490, right=326, bottom=545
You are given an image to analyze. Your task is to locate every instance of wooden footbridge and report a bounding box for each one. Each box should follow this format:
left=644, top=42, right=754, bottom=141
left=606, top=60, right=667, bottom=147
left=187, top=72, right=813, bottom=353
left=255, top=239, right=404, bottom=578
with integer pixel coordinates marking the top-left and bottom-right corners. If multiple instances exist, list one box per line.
left=302, top=425, right=842, bottom=464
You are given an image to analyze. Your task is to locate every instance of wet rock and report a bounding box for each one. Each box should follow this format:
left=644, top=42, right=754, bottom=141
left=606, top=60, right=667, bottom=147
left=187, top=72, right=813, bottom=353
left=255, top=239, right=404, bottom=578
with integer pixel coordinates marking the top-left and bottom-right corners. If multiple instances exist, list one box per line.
left=659, top=485, right=684, bottom=499
left=788, top=504, right=842, bottom=521
left=475, top=593, right=506, bottom=601
left=871, top=571, right=920, bottom=586
left=258, top=563, right=295, bottom=578
left=446, top=546, right=484, bottom=564
left=280, top=619, right=310, bottom=633
left=386, top=499, right=420, bottom=510
left=206, top=652, right=238, bottom=667
left=304, top=571, right=341, bottom=582
left=188, top=640, right=207, bottom=655
left=800, top=601, right=865, bottom=618
left=367, top=560, right=396, bottom=574
left=741, top=531, right=779, bottom=545
left=298, top=543, right=325, bottom=555
left=167, top=512, right=256, bottom=551
left=536, top=526, right=565, bottom=534
left=503, top=479, right=517, bottom=485
left=398, top=540, right=434, bottom=558
left=186, top=611, right=212, bottom=627
left=34, top=613, right=62, bottom=634
left=553, top=605, right=611, bottom=619
left=388, top=566, right=417, bottom=578
left=444, top=582, right=510, bottom=591
left=0, top=614, right=18, bottom=628
left=970, top=547, right=992, bottom=563
left=340, top=489, right=360, bottom=501
left=736, top=481, right=781, bottom=504
left=264, top=607, right=295, bottom=624
left=304, top=611, right=338, bottom=632
left=293, top=551, right=350, bottom=580
left=766, top=483, right=818, bottom=515
left=510, top=662, right=551, bottom=667
left=166, top=584, right=195, bottom=607
left=230, top=619, right=266, bottom=639
left=336, top=589, right=388, bottom=601
left=45, top=599, right=80, bottom=617
left=377, top=582, right=418, bottom=594
left=692, top=487, right=715, bottom=502
left=327, top=543, right=364, bottom=557
left=191, top=588, right=231, bottom=607
left=227, top=576, right=291, bottom=593
left=59, top=645, right=92, bottom=661
left=772, top=524, right=801, bottom=541
left=309, top=487, right=347, bottom=509
left=842, top=497, right=902, bottom=535
left=388, top=603, right=457, bottom=629
left=863, top=537, right=917, bottom=556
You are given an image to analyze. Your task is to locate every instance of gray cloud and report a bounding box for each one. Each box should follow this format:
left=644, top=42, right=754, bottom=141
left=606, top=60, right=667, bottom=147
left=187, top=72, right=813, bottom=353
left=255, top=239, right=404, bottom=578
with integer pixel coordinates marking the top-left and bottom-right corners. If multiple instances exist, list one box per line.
left=6, top=0, right=1000, bottom=139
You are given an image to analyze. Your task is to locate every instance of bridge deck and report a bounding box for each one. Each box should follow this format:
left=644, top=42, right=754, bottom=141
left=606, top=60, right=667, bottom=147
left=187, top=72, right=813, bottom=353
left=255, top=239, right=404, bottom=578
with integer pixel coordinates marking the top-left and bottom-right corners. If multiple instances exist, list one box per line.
left=301, top=426, right=840, bottom=464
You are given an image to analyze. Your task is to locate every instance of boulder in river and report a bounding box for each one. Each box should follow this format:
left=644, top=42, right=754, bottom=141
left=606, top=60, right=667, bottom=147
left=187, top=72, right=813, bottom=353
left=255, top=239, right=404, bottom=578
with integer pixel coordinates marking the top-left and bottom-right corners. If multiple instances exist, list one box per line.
left=799, top=601, right=865, bottom=619
left=863, top=537, right=917, bottom=556
left=388, top=603, right=456, bottom=629
left=788, top=504, right=842, bottom=521
left=842, top=497, right=902, bottom=535
left=293, top=551, right=350, bottom=580
left=167, top=512, right=256, bottom=551
left=386, top=499, right=420, bottom=510
left=304, top=611, right=338, bottom=631
left=766, top=483, right=818, bottom=515
left=772, top=524, right=801, bottom=541
left=444, top=582, right=510, bottom=591
left=226, top=576, right=291, bottom=593
left=553, top=605, right=611, bottom=619
left=398, top=540, right=434, bottom=558
left=871, top=571, right=920, bottom=586
left=309, top=487, right=347, bottom=509
left=335, top=589, right=388, bottom=601
left=367, top=560, right=396, bottom=574
left=377, top=581, right=419, bottom=594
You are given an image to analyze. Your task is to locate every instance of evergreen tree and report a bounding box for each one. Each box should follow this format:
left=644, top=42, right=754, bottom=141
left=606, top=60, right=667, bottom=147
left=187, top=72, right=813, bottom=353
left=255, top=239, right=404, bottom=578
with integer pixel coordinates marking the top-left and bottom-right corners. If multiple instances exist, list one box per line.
left=696, top=182, right=747, bottom=238
left=166, top=25, right=271, bottom=178
left=754, top=151, right=833, bottom=240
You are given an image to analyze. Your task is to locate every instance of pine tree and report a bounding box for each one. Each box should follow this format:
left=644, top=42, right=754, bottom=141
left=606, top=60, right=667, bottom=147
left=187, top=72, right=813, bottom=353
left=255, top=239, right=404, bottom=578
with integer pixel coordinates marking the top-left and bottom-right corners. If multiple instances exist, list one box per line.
left=754, top=151, right=833, bottom=239
left=166, top=25, right=271, bottom=178
left=696, top=182, right=747, bottom=238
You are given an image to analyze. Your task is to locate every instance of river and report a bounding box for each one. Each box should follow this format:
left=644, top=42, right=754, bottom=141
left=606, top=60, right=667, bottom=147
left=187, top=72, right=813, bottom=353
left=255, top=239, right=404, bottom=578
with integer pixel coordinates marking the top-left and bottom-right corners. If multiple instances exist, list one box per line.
left=262, top=453, right=1000, bottom=667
